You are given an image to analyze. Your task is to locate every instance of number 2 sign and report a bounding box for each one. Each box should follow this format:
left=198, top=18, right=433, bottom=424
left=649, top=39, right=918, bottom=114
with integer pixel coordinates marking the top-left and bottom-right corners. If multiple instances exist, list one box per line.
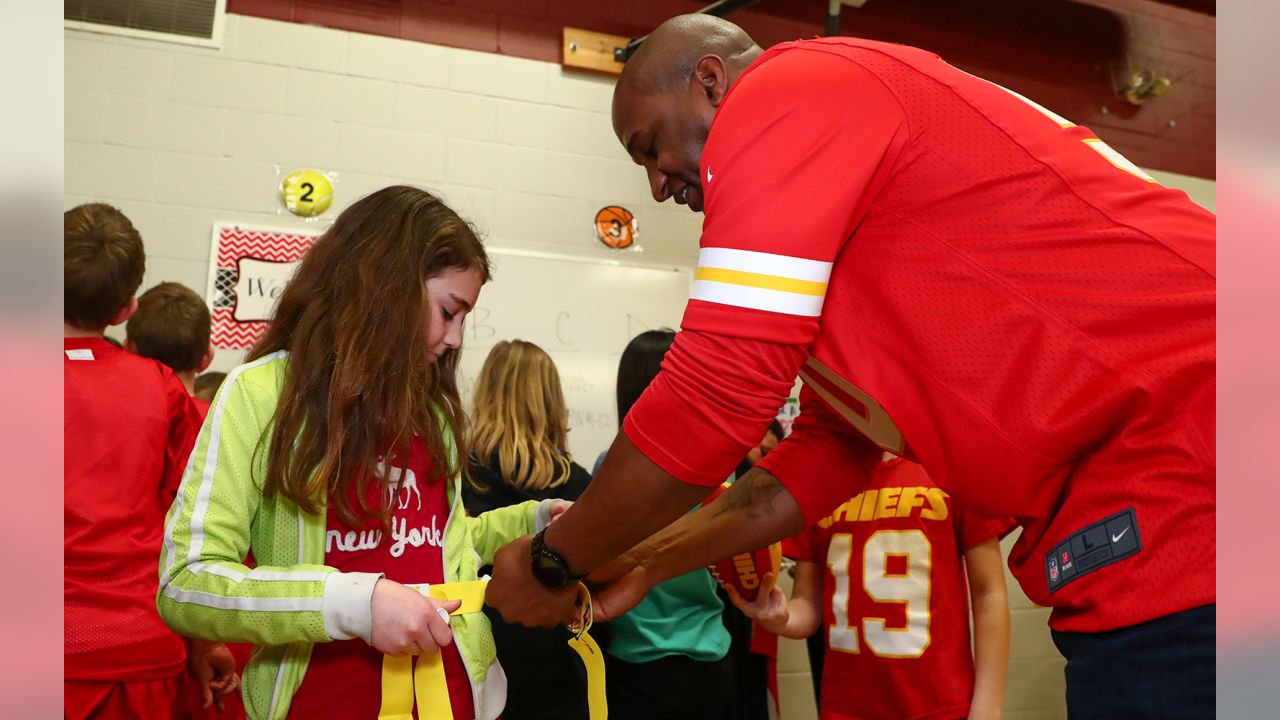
left=280, top=169, right=334, bottom=217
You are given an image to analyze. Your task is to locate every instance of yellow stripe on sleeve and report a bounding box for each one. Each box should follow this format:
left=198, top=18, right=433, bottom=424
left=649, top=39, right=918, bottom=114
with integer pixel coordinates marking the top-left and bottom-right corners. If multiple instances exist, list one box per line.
left=694, top=267, right=828, bottom=296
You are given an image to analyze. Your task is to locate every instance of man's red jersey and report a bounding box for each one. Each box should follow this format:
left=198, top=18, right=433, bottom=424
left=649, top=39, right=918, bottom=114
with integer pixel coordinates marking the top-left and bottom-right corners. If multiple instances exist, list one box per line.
left=786, top=458, right=1010, bottom=720
left=64, top=337, right=204, bottom=680
left=623, top=38, right=1214, bottom=632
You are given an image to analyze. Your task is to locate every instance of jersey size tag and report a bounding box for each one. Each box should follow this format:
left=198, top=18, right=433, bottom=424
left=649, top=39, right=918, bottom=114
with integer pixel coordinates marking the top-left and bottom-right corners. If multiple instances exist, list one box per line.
left=65, top=348, right=95, bottom=361
left=1046, top=507, right=1141, bottom=593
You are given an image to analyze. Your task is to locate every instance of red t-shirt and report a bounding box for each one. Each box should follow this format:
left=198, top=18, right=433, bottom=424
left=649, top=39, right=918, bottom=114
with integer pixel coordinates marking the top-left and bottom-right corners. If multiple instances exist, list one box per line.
left=623, top=38, right=1215, bottom=632
left=287, top=438, right=474, bottom=720
left=64, top=337, right=204, bottom=680
left=784, top=459, right=1011, bottom=720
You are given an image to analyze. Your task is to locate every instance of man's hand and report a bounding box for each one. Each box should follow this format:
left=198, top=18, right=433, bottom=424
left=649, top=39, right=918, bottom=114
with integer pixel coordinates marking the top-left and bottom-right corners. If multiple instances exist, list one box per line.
left=485, top=534, right=582, bottom=628
left=594, top=466, right=809, bottom=624
left=188, top=639, right=240, bottom=712
left=586, top=548, right=655, bottom=622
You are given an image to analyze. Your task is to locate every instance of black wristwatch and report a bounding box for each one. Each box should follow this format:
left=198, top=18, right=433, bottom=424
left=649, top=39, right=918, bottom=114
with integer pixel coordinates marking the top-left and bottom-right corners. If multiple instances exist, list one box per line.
left=529, top=528, right=584, bottom=589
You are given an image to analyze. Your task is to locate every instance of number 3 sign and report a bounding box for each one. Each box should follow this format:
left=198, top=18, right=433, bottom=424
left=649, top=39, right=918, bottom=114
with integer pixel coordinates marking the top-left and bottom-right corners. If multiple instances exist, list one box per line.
left=280, top=169, right=333, bottom=217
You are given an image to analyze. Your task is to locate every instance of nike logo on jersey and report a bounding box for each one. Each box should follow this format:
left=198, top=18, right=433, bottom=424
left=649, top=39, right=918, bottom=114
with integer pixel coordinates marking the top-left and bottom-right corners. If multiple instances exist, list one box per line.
left=1046, top=508, right=1141, bottom=594
left=706, top=167, right=714, bottom=184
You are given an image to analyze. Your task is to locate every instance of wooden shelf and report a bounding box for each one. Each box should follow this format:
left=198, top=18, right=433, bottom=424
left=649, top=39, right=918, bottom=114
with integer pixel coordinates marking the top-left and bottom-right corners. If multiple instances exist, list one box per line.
left=562, top=27, right=628, bottom=76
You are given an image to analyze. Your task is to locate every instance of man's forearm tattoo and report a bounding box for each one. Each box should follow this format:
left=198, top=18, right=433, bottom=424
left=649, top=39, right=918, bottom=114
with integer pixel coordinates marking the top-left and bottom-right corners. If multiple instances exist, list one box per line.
left=714, top=467, right=787, bottom=520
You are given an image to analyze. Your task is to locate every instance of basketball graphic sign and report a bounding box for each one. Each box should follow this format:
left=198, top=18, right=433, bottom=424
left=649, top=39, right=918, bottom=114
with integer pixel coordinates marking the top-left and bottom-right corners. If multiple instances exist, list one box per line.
left=594, top=205, right=638, bottom=249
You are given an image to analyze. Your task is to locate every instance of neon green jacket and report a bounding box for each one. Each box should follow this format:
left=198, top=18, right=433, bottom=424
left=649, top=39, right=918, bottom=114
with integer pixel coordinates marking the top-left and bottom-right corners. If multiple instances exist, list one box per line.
left=158, top=351, right=547, bottom=719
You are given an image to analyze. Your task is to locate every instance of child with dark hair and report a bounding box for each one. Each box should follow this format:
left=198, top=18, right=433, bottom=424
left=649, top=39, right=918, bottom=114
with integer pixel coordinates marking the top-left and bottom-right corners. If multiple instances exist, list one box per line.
left=595, top=329, right=732, bottom=720
left=194, top=372, right=228, bottom=405
left=124, top=280, right=247, bottom=717
left=64, top=203, right=236, bottom=719
left=126, top=281, right=214, bottom=408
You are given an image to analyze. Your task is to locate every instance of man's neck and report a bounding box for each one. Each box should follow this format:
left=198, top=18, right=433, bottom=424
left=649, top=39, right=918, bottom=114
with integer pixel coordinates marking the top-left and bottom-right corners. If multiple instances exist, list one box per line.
left=64, top=324, right=105, bottom=339
left=177, top=370, right=196, bottom=396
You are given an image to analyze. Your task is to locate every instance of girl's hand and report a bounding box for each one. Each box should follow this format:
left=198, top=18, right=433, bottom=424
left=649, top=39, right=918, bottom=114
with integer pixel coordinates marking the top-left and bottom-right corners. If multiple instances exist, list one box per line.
left=370, top=579, right=462, bottom=656
left=724, top=572, right=790, bottom=635
left=546, top=500, right=573, bottom=525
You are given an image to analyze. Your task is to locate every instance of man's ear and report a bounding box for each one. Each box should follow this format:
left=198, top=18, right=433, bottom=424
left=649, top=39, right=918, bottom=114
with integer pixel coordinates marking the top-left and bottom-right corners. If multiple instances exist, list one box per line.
left=692, top=55, right=730, bottom=107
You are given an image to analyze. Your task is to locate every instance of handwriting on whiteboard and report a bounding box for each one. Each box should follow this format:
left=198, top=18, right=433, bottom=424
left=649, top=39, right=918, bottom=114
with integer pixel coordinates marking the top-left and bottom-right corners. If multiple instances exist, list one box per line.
left=462, top=305, right=676, bottom=353
left=569, top=407, right=615, bottom=432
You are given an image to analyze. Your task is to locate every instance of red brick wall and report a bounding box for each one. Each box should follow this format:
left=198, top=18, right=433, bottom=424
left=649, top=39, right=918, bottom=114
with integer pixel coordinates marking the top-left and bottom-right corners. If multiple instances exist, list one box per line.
left=227, top=0, right=1214, bottom=178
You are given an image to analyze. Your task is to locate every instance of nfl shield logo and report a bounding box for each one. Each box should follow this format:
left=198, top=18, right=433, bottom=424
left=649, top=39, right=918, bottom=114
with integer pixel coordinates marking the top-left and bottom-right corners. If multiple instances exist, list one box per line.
left=1049, top=559, right=1059, bottom=582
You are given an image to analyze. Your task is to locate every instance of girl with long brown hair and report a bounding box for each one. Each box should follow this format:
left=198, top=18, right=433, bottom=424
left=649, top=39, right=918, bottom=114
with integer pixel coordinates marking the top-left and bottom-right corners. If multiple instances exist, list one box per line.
left=158, top=186, right=567, bottom=720
left=463, top=340, right=596, bottom=720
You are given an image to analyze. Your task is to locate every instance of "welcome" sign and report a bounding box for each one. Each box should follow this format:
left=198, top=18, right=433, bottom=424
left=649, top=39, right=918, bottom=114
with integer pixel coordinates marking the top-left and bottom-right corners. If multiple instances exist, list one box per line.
left=207, top=222, right=318, bottom=350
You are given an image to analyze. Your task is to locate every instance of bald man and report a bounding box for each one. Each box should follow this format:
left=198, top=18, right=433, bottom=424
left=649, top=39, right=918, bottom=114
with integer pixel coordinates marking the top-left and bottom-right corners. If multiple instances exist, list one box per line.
left=486, top=15, right=1215, bottom=720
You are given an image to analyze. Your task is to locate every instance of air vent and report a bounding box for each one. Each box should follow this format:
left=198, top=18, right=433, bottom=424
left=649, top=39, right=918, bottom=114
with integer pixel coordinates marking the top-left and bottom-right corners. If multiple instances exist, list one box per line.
left=65, top=0, right=226, bottom=48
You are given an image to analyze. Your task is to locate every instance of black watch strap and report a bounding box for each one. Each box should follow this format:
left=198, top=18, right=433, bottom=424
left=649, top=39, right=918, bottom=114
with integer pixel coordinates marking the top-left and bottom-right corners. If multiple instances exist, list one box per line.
left=529, top=528, right=583, bottom=590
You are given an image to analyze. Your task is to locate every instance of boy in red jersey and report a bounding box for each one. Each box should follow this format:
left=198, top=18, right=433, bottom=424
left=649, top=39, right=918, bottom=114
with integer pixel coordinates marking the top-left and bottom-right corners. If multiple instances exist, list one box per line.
left=64, top=203, right=233, bottom=718
left=727, top=455, right=1011, bottom=720
left=126, top=282, right=216, bottom=416
left=487, top=14, right=1215, bottom=720
left=125, top=280, right=247, bottom=717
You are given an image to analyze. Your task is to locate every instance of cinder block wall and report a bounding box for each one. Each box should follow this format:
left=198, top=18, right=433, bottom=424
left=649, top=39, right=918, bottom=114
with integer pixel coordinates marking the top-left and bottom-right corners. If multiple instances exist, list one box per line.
left=65, top=14, right=703, bottom=311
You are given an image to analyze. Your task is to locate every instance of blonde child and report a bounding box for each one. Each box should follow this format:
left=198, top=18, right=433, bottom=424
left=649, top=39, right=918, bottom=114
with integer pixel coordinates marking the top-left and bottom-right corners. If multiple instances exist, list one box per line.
left=463, top=339, right=597, bottom=720
left=158, top=187, right=565, bottom=720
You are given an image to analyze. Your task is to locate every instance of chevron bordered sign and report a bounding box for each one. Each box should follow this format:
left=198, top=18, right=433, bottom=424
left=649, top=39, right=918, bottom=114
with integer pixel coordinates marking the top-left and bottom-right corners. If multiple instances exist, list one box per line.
left=207, top=222, right=319, bottom=351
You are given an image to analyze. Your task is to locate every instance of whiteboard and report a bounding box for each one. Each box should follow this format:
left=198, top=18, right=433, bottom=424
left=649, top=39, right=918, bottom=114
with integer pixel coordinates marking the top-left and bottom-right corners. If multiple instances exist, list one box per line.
left=457, top=248, right=694, bottom=468
left=207, top=247, right=694, bottom=466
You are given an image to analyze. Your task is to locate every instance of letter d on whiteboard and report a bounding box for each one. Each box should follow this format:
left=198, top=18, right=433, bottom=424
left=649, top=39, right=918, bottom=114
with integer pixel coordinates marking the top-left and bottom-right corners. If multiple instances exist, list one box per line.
left=233, top=257, right=301, bottom=322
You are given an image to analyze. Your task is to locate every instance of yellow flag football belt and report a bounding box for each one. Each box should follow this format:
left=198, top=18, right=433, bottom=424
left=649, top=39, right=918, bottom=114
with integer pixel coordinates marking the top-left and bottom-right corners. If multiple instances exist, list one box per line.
left=378, top=580, right=606, bottom=720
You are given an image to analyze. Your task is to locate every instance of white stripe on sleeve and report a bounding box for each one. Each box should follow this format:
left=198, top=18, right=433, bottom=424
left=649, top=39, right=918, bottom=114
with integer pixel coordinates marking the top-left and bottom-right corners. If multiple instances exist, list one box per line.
left=697, top=247, right=833, bottom=282
left=690, top=280, right=826, bottom=317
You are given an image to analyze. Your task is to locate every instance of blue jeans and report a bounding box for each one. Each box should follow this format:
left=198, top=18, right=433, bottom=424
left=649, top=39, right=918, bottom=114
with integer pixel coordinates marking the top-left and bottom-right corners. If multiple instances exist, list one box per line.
left=1052, top=604, right=1215, bottom=720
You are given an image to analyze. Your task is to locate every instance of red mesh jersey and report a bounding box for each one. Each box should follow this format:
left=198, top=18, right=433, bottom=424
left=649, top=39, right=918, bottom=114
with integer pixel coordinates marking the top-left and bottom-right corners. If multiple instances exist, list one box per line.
left=784, top=459, right=1010, bottom=720
left=193, top=395, right=211, bottom=420
left=65, top=337, right=204, bottom=680
left=624, top=38, right=1215, bottom=632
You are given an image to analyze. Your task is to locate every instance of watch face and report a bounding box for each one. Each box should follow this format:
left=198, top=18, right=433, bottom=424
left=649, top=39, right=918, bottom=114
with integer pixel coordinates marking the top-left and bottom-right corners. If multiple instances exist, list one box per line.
left=532, top=551, right=570, bottom=588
